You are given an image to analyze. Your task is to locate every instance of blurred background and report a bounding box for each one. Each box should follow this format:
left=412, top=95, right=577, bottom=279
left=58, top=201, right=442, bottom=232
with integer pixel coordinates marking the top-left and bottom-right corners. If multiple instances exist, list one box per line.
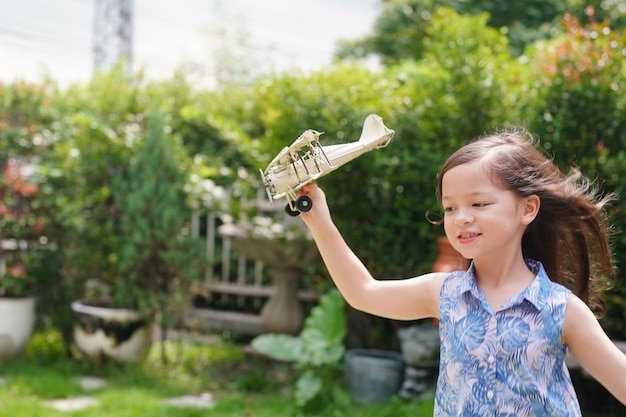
left=0, top=0, right=380, bottom=86
left=0, top=1, right=625, bottom=414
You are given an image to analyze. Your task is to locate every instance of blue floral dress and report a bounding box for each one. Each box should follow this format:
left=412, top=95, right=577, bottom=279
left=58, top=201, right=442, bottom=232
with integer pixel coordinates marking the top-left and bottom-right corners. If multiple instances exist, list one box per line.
left=436, top=260, right=582, bottom=416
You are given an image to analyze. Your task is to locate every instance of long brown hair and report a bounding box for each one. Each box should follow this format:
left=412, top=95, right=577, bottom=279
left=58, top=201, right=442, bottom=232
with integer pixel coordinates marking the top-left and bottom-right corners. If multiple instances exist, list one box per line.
left=436, top=127, right=614, bottom=314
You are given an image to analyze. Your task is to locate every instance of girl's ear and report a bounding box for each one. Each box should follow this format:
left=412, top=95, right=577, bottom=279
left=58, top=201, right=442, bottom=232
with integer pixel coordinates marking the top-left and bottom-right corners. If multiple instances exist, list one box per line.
left=521, top=194, right=540, bottom=225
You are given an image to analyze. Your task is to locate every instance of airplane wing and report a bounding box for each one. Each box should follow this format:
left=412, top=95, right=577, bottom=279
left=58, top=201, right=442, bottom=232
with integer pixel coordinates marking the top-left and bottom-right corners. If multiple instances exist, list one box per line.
left=265, top=130, right=324, bottom=174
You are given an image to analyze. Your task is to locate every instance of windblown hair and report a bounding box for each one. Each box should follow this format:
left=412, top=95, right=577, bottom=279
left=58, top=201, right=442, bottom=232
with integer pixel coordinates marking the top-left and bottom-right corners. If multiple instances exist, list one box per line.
left=436, top=127, right=615, bottom=314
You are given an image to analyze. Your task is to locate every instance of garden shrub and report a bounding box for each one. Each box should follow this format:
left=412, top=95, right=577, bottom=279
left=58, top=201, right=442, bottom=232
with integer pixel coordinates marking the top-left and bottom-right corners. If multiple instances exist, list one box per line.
left=422, top=7, right=519, bottom=135
left=522, top=13, right=626, bottom=338
left=0, top=80, right=77, bottom=349
left=242, top=11, right=527, bottom=348
left=3, top=4, right=626, bottom=355
left=249, top=7, right=521, bottom=280
left=250, top=65, right=401, bottom=273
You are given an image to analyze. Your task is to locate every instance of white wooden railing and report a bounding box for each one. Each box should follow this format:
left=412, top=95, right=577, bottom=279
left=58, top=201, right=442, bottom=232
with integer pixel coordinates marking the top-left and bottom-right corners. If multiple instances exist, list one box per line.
left=186, top=192, right=320, bottom=335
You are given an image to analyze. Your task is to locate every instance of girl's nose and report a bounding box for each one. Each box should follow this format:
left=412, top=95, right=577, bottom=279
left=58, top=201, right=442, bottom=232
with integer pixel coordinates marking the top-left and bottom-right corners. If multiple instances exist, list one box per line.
left=455, top=208, right=473, bottom=226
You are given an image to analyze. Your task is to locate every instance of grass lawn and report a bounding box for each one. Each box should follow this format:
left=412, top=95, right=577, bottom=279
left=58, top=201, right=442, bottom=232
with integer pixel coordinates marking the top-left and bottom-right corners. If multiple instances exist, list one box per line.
left=0, top=330, right=435, bottom=417
left=1, top=329, right=622, bottom=416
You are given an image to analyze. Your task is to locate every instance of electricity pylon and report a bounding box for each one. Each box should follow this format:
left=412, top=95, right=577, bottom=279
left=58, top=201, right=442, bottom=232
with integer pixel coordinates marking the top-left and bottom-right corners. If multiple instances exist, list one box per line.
left=92, top=0, right=133, bottom=74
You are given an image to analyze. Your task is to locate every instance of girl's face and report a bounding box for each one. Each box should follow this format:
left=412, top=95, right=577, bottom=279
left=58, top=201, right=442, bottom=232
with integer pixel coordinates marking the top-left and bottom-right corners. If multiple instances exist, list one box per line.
left=441, top=161, right=537, bottom=261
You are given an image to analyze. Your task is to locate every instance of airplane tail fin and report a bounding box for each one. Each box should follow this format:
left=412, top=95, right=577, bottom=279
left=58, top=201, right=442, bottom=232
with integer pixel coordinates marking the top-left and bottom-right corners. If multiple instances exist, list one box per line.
left=358, top=114, right=395, bottom=151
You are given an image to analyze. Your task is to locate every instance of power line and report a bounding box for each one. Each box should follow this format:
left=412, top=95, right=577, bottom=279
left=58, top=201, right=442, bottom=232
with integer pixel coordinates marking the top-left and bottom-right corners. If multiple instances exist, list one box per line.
left=0, top=25, right=90, bottom=49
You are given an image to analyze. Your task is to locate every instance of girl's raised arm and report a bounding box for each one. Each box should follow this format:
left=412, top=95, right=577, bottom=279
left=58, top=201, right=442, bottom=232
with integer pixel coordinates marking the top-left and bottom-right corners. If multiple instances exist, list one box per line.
left=297, top=182, right=444, bottom=321
left=563, top=295, right=626, bottom=405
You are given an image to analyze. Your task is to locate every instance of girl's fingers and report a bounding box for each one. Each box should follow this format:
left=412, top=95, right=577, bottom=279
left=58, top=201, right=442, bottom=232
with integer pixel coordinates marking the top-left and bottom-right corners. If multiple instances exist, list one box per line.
left=299, top=182, right=317, bottom=195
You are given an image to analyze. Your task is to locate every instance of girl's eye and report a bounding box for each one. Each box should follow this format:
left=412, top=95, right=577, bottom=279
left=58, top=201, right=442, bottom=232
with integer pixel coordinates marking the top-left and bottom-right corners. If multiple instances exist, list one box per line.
left=473, top=202, right=489, bottom=207
left=443, top=207, right=455, bottom=213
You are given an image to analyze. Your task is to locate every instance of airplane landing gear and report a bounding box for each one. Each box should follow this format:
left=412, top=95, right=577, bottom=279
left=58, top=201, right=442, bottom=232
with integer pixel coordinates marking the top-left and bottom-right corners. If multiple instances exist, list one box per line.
left=296, top=195, right=312, bottom=212
left=285, top=195, right=313, bottom=217
left=285, top=204, right=300, bottom=216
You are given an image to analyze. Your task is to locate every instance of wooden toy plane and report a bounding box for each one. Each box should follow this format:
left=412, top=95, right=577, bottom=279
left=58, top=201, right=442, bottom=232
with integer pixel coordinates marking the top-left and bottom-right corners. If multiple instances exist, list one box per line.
left=260, top=114, right=395, bottom=216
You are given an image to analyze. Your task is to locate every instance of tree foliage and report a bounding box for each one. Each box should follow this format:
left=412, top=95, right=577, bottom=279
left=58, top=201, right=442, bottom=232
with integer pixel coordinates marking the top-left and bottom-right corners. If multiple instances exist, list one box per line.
left=1, top=0, right=626, bottom=354
left=112, top=109, right=203, bottom=311
left=335, top=0, right=626, bottom=63
left=520, top=13, right=626, bottom=337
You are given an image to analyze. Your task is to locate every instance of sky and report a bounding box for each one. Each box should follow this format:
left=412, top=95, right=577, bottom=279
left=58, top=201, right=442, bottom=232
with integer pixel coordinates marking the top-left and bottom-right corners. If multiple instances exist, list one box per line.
left=0, top=0, right=381, bottom=87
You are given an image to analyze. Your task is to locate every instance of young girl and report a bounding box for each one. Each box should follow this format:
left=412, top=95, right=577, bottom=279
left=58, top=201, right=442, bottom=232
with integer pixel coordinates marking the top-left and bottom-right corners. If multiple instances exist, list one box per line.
left=296, top=127, right=626, bottom=416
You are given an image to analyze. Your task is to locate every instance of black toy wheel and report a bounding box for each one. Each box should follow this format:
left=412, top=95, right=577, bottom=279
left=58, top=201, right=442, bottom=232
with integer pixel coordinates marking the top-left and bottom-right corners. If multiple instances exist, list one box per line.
left=285, top=203, right=301, bottom=217
left=296, top=195, right=313, bottom=212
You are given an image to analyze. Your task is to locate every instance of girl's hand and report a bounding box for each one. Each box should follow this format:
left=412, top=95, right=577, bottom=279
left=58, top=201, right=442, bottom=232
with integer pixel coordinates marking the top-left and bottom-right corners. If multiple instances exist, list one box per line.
left=297, top=182, right=332, bottom=228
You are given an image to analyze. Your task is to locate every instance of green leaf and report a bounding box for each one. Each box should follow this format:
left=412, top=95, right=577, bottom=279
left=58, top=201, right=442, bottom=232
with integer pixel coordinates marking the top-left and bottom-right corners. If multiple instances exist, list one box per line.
left=300, top=328, right=345, bottom=366
left=302, top=289, right=346, bottom=345
left=250, top=333, right=303, bottom=362
left=294, top=370, right=322, bottom=407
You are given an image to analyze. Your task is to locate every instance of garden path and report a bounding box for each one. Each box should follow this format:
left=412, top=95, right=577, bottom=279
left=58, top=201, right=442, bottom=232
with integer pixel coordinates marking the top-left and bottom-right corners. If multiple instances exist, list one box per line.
left=43, top=376, right=215, bottom=412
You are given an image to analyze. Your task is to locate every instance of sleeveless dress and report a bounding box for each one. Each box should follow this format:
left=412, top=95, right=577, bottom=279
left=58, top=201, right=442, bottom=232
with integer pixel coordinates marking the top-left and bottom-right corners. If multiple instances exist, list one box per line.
left=435, top=259, right=582, bottom=416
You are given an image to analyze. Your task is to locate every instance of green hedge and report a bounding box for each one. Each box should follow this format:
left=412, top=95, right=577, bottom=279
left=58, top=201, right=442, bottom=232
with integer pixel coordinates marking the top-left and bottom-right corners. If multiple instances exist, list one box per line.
left=520, top=15, right=626, bottom=337
left=1, top=7, right=625, bottom=349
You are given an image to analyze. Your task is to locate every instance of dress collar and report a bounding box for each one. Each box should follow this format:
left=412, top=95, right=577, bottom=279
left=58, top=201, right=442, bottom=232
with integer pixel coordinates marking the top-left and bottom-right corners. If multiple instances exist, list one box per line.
left=458, top=259, right=549, bottom=312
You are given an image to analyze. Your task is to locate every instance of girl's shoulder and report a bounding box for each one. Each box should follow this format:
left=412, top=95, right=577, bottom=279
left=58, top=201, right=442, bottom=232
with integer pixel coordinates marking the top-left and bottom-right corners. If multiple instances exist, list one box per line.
left=440, top=268, right=472, bottom=296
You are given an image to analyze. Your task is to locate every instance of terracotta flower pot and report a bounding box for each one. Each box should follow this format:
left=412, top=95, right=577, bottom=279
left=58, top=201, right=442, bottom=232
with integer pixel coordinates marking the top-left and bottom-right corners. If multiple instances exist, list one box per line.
left=433, top=236, right=465, bottom=273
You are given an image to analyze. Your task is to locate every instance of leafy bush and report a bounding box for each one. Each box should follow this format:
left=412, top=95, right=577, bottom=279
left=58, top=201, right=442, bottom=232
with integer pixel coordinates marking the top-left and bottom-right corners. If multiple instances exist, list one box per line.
left=0, top=81, right=58, bottom=299
left=521, top=13, right=626, bottom=338
left=112, top=109, right=204, bottom=313
left=249, top=8, right=520, bottom=283
left=2, top=2, right=626, bottom=355
left=23, top=328, right=67, bottom=364
left=423, top=7, right=517, bottom=134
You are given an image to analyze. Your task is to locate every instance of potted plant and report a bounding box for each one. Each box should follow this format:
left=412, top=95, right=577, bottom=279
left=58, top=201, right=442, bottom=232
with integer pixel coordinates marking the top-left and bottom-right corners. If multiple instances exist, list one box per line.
left=0, top=248, right=36, bottom=360
left=71, top=109, right=205, bottom=363
left=0, top=157, right=42, bottom=360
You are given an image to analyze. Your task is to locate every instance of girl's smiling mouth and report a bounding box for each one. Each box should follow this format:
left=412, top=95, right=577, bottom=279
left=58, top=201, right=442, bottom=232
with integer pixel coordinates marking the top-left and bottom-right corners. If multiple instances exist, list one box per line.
left=457, top=232, right=481, bottom=243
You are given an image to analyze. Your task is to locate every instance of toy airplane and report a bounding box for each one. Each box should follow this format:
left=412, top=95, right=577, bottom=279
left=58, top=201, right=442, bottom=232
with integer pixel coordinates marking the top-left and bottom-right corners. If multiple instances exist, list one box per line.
left=260, top=114, right=395, bottom=216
